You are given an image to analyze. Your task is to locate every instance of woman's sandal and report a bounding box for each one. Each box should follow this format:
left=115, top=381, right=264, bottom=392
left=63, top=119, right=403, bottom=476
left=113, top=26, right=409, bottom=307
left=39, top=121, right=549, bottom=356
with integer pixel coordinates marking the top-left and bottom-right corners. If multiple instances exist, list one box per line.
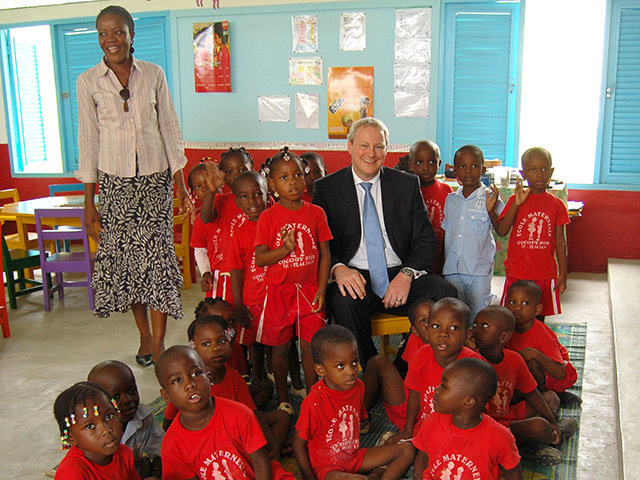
left=135, top=354, right=153, bottom=367
left=290, top=386, right=307, bottom=399
left=277, top=402, right=294, bottom=415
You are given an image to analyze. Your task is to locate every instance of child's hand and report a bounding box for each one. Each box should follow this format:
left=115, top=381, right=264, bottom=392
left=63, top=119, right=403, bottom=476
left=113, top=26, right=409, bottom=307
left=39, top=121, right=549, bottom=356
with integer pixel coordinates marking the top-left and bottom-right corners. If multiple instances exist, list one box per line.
left=312, top=290, right=325, bottom=313
left=550, top=423, right=563, bottom=446
left=236, top=305, right=252, bottom=329
left=202, top=160, right=225, bottom=192
left=201, top=272, right=213, bottom=293
left=555, top=275, right=567, bottom=294
left=384, top=431, right=412, bottom=446
left=514, top=177, right=530, bottom=205
left=485, top=184, right=500, bottom=212
left=465, top=335, right=477, bottom=351
left=280, top=226, right=296, bottom=253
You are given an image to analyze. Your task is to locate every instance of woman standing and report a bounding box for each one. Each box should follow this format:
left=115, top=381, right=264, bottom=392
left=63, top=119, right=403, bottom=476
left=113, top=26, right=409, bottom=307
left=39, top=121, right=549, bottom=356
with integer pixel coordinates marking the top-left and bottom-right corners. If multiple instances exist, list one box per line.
left=75, top=5, right=194, bottom=366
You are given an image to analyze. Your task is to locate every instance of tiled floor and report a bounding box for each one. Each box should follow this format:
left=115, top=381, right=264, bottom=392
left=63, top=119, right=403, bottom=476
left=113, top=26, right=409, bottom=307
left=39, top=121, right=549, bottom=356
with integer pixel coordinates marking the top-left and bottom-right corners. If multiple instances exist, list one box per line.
left=0, top=272, right=620, bottom=479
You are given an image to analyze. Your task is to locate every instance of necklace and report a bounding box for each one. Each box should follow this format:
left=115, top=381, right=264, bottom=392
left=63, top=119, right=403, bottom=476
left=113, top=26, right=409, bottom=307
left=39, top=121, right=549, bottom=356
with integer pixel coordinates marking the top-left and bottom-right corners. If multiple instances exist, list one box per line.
left=119, top=77, right=130, bottom=113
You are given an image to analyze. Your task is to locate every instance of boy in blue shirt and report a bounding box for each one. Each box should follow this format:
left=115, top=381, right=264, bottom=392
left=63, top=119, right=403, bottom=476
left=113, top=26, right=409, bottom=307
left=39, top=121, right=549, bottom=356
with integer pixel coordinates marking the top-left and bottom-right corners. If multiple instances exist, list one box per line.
left=441, top=145, right=504, bottom=320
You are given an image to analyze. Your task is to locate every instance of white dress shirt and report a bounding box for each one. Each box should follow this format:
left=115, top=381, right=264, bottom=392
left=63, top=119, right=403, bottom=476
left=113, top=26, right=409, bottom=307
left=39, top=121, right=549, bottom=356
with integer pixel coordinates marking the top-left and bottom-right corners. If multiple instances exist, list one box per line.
left=75, top=57, right=187, bottom=184
left=348, top=168, right=403, bottom=270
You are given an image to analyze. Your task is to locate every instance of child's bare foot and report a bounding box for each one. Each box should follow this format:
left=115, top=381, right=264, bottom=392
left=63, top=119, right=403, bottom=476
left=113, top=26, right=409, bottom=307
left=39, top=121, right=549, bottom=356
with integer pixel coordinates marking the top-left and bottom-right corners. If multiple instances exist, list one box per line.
left=365, top=466, right=387, bottom=480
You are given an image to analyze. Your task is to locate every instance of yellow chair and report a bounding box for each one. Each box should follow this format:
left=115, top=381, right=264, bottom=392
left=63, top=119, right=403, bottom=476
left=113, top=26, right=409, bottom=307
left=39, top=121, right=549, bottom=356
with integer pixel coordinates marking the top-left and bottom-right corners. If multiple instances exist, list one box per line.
left=173, top=210, right=192, bottom=289
left=0, top=189, right=39, bottom=250
left=370, top=312, right=411, bottom=357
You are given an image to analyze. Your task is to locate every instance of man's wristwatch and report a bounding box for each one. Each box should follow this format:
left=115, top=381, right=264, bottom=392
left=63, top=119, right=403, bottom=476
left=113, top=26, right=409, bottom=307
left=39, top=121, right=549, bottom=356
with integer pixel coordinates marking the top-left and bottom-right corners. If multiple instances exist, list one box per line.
left=400, top=267, right=416, bottom=280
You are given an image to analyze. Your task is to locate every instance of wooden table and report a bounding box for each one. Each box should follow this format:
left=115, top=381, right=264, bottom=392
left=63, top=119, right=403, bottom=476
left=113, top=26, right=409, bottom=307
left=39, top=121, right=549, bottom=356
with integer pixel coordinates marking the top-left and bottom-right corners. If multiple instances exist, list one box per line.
left=0, top=195, right=93, bottom=250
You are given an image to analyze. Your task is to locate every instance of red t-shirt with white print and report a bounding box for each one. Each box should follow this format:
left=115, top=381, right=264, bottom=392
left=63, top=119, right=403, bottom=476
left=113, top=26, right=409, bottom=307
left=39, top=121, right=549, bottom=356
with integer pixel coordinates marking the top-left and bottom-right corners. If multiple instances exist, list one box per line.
left=214, top=191, right=248, bottom=271
left=228, top=219, right=267, bottom=307
left=254, top=202, right=332, bottom=286
left=498, top=192, right=569, bottom=280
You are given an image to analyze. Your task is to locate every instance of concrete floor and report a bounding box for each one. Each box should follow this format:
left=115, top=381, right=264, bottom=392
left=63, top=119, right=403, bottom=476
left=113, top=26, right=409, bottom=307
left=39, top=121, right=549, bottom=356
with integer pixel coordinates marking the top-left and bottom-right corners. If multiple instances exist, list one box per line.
left=0, top=272, right=622, bottom=479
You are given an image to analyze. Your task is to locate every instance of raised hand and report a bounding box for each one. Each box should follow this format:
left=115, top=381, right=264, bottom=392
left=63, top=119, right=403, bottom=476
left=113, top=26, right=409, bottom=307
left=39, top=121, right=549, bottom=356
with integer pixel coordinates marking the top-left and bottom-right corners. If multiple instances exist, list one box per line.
left=202, top=160, right=225, bottom=192
left=514, top=177, right=530, bottom=206
left=486, top=184, right=500, bottom=213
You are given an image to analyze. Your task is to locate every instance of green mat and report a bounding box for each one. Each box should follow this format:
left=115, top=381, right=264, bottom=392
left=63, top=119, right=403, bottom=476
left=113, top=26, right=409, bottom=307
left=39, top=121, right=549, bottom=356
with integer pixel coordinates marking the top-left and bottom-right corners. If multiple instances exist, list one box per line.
left=150, top=322, right=585, bottom=480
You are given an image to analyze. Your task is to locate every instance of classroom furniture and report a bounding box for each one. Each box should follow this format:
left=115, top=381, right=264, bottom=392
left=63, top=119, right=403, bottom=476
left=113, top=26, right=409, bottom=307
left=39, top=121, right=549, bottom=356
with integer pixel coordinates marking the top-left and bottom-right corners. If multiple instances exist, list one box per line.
left=371, top=312, right=411, bottom=357
left=0, top=257, right=10, bottom=337
left=1, top=231, right=46, bottom=309
left=0, top=188, right=39, bottom=250
left=34, top=208, right=94, bottom=311
left=48, top=183, right=85, bottom=196
left=173, top=210, right=193, bottom=289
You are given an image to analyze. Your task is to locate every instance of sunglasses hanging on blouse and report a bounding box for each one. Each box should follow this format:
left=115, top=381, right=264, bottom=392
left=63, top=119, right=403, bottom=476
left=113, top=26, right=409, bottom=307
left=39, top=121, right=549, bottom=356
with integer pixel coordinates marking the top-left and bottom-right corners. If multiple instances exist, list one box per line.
left=119, top=87, right=130, bottom=112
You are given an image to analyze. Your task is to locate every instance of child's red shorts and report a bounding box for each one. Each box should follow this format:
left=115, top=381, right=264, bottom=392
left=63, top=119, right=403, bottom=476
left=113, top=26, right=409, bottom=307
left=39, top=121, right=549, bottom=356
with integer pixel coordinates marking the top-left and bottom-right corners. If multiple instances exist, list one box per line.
left=206, top=270, right=234, bottom=304
left=256, top=281, right=326, bottom=346
left=546, top=361, right=578, bottom=393
left=495, top=400, right=527, bottom=427
left=313, top=448, right=368, bottom=480
left=237, top=303, right=264, bottom=346
left=501, top=276, right=562, bottom=317
left=383, top=384, right=409, bottom=431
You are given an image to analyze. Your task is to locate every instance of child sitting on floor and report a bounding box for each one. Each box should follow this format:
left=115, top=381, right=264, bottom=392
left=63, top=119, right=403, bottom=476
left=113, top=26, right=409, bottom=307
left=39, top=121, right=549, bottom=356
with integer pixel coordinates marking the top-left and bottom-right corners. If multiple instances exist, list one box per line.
left=362, top=298, right=434, bottom=432
left=413, top=358, right=523, bottom=480
left=53, top=382, right=141, bottom=479
left=408, top=140, right=452, bottom=273
left=300, top=151, right=328, bottom=202
left=504, top=280, right=581, bottom=405
left=473, top=305, right=577, bottom=466
left=162, top=315, right=291, bottom=459
left=156, top=346, right=293, bottom=480
left=497, top=147, right=570, bottom=319
left=386, top=298, right=484, bottom=445
left=87, top=361, right=163, bottom=478
left=293, top=325, right=415, bottom=480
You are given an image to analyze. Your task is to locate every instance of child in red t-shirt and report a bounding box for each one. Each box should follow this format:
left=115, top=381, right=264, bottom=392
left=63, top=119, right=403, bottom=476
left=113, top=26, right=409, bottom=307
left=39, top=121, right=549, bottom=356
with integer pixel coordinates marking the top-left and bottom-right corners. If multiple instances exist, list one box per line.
left=156, top=345, right=293, bottom=480
left=497, top=147, right=569, bottom=318
left=473, top=305, right=577, bottom=466
left=505, top=281, right=580, bottom=405
left=300, top=151, right=328, bottom=203
left=293, top=325, right=415, bottom=480
left=408, top=140, right=453, bottom=273
left=387, top=298, right=484, bottom=445
left=200, top=148, right=256, bottom=301
left=255, top=147, right=332, bottom=412
left=53, top=382, right=141, bottom=480
left=362, top=299, right=434, bottom=432
left=413, top=358, right=522, bottom=480
left=188, top=162, right=231, bottom=301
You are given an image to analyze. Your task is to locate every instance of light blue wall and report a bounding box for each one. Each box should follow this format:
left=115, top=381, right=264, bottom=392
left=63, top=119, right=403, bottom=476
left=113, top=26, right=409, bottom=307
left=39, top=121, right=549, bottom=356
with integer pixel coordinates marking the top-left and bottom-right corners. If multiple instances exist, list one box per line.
left=169, top=1, right=439, bottom=144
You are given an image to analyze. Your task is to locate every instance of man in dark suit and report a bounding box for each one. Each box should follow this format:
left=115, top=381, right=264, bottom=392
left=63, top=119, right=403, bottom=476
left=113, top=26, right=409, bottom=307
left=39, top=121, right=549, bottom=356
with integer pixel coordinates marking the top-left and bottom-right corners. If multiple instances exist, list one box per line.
left=313, top=118, right=457, bottom=365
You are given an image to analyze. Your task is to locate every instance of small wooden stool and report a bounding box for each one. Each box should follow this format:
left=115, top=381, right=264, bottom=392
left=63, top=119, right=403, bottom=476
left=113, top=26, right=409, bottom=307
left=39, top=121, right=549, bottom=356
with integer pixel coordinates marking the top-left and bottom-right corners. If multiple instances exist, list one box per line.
left=370, top=313, right=411, bottom=357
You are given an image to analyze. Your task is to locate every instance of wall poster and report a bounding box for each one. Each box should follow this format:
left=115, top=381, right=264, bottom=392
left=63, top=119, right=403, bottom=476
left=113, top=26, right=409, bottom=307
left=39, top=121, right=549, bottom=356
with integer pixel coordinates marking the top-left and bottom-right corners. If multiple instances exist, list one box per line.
left=194, top=21, right=231, bottom=93
left=326, top=66, right=373, bottom=139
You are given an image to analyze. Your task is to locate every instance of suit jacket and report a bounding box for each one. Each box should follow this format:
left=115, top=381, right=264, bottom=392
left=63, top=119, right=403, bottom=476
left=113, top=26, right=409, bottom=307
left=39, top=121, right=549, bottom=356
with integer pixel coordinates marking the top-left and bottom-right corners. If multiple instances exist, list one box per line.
left=313, top=165, right=436, bottom=271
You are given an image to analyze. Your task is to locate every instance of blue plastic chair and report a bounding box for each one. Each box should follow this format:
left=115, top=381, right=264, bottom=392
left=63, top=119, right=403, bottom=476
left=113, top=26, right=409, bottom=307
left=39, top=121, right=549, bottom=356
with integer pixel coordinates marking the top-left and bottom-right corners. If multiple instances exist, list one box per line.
left=48, top=183, right=85, bottom=196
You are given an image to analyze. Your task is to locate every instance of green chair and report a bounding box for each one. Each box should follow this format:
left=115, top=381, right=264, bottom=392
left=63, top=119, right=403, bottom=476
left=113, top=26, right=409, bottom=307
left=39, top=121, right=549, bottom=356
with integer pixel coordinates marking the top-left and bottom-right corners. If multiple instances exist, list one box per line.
left=1, top=232, right=48, bottom=309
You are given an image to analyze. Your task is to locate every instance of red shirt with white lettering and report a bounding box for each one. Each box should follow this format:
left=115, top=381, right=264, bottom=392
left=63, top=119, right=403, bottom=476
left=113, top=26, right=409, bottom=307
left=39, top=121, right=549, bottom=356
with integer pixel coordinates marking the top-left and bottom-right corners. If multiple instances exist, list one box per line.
left=255, top=202, right=332, bottom=286
left=413, top=412, right=520, bottom=480
left=405, top=345, right=484, bottom=434
left=228, top=219, right=266, bottom=307
left=214, top=191, right=248, bottom=271
left=498, top=192, right=569, bottom=280
left=191, top=213, right=224, bottom=272
left=55, top=445, right=140, bottom=480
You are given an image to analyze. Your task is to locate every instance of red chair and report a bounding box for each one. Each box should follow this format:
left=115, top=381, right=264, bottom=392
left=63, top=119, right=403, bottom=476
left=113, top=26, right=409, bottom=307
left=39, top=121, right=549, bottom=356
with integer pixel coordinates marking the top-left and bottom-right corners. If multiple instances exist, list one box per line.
left=34, top=208, right=95, bottom=311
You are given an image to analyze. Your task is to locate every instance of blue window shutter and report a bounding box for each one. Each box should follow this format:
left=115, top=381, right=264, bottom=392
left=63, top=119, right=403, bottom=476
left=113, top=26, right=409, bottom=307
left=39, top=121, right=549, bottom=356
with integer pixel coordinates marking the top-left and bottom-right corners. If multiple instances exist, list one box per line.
left=56, top=16, right=168, bottom=172
left=440, top=3, right=520, bottom=166
left=600, top=1, right=640, bottom=184
left=6, top=32, right=47, bottom=171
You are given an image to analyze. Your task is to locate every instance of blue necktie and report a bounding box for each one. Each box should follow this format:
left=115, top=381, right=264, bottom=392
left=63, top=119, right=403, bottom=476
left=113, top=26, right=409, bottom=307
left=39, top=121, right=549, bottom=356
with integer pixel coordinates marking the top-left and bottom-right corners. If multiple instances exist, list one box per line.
left=360, top=182, right=389, bottom=298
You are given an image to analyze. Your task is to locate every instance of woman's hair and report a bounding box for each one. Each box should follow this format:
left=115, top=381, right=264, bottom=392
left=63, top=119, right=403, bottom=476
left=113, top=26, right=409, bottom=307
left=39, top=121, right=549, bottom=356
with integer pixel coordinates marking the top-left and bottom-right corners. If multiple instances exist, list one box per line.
left=53, top=382, right=114, bottom=446
left=220, top=147, right=253, bottom=169
left=96, top=5, right=135, bottom=54
left=187, top=314, right=230, bottom=342
left=264, top=146, right=303, bottom=178
left=194, top=297, right=232, bottom=319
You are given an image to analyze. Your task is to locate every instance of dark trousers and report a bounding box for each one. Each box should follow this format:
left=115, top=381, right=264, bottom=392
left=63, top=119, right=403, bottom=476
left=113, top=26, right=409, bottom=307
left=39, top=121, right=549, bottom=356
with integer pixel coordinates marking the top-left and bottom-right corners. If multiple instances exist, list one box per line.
left=327, top=266, right=458, bottom=367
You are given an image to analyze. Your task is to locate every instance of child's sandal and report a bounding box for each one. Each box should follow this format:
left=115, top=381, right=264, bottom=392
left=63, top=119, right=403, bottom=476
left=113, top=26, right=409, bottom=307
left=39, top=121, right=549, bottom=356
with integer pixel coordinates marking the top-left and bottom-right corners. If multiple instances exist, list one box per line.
left=277, top=402, right=294, bottom=415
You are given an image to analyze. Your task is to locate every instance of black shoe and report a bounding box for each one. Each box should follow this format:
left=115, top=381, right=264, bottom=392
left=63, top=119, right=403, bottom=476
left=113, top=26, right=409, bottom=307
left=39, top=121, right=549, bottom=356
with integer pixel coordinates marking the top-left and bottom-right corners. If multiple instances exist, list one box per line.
left=558, top=391, right=582, bottom=405
left=136, top=354, right=153, bottom=367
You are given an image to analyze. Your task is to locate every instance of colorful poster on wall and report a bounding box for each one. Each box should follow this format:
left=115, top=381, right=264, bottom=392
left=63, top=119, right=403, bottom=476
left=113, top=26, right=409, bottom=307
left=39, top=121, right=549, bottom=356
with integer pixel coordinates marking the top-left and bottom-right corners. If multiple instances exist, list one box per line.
left=289, top=57, right=323, bottom=85
left=193, top=21, right=231, bottom=93
left=327, top=66, right=373, bottom=139
left=292, top=15, right=318, bottom=53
